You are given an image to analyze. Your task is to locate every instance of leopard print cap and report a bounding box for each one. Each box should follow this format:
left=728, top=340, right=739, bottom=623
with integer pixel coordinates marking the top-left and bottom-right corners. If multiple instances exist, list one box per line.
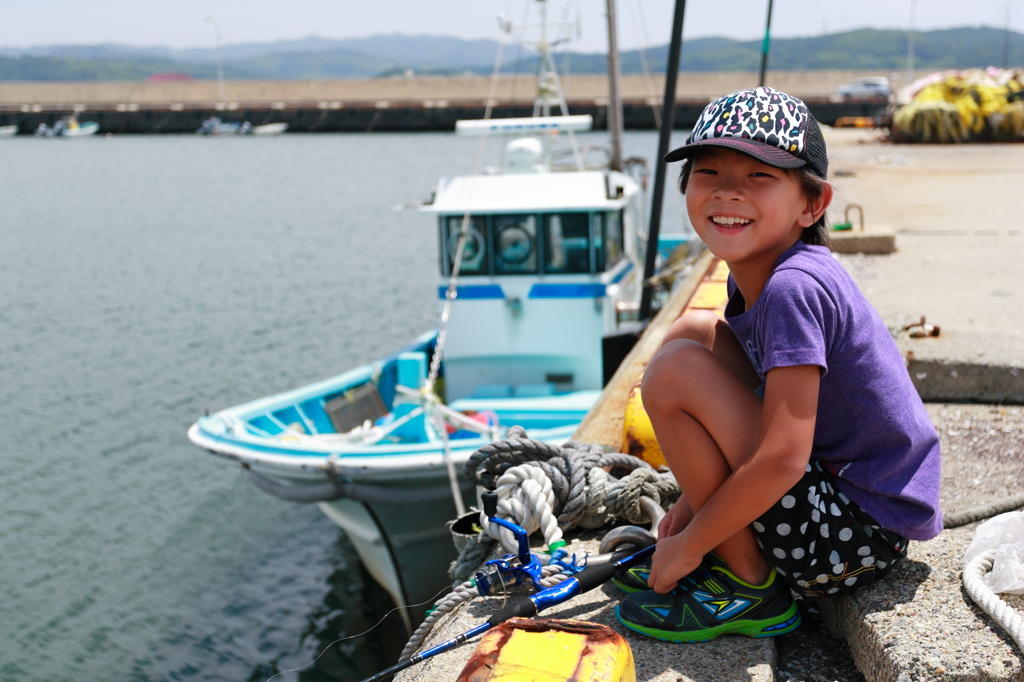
left=665, top=87, right=828, bottom=177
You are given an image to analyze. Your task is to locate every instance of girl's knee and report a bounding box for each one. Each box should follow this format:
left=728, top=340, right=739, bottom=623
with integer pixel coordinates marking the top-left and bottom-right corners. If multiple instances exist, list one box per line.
left=641, top=339, right=709, bottom=408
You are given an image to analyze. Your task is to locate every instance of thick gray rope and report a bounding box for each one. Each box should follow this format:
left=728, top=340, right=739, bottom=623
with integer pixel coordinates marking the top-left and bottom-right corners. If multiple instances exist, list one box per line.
left=400, top=564, right=569, bottom=660
left=944, top=493, right=1024, bottom=529
left=964, top=549, right=1024, bottom=653
left=604, top=467, right=680, bottom=524
left=464, top=425, right=666, bottom=533
left=449, top=534, right=498, bottom=583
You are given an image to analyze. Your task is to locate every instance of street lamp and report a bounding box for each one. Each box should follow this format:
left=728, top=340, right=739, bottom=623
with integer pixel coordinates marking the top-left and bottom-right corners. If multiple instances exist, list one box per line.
left=205, top=16, right=225, bottom=106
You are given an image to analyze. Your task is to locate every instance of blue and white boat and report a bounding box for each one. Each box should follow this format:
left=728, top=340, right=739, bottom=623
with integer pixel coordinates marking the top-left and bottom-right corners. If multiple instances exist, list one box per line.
left=34, top=116, right=100, bottom=137
left=188, top=1, right=669, bottom=627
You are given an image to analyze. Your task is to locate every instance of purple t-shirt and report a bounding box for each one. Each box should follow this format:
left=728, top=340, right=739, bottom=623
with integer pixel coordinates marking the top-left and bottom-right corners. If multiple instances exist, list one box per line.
left=725, top=242, right=942, bottom=541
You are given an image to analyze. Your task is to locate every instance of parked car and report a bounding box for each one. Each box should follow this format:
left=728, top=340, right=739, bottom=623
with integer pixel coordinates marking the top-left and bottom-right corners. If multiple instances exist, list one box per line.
left=837, top=77, right=891, bottom=100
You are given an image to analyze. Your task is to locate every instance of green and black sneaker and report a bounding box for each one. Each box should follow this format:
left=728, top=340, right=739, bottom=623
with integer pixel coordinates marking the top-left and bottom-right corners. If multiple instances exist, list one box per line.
left=615, top=555, right=801, bottom=643
left=612, top=558, right=652, bottom=593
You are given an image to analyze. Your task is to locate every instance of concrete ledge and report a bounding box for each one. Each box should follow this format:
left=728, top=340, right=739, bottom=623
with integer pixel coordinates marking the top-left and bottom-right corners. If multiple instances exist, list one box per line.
left=818, top=525, right=1024, bottom=682
left=907, top=358, right=1024, bottom=404
left=830, top=226, right=897, bottom=254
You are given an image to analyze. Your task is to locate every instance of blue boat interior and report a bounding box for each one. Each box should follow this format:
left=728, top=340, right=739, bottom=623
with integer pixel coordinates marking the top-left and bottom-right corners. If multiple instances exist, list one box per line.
left=229, top=332, right=587, bottom=445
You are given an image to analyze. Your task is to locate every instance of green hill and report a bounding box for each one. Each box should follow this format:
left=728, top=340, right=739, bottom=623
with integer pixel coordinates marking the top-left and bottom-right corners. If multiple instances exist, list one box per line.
left=1, top=27, right=1021, bottom=82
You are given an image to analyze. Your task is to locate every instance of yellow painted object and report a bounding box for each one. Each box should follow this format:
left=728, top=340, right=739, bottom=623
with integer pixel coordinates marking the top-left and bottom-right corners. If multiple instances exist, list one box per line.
left=834, top=116, right=876, bottom=128
left=621, top=258, right=732, bottom=467
left=456, top=618, right=635, bottom=682
left=622, top=376, right=664, bottom=468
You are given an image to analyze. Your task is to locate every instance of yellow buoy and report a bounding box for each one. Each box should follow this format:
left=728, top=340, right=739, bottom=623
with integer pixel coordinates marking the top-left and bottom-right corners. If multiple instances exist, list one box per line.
left=621, top=375, right=666, bottom=469
left=457, top=618, right=635, bottom=682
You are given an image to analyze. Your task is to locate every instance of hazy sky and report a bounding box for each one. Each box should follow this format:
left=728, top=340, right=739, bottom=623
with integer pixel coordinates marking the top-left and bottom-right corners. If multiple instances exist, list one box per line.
left=2, top=0, right=1018, bottom=52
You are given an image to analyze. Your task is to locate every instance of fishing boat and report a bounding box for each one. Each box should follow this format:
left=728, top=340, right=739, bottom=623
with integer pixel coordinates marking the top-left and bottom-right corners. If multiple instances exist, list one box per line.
left=34, top=116, right=99, bottom=137
left=195, top=116, right=242, bottom=135
left=196, top=118, right=289, bottom=135
left=188, top=0, right=673, bottom=628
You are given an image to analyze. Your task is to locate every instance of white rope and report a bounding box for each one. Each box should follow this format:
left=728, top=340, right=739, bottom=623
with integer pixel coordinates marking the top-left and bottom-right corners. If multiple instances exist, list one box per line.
left=964, top=549, right=1024, bottom=653
left=484, top=465, right=562, bottom=552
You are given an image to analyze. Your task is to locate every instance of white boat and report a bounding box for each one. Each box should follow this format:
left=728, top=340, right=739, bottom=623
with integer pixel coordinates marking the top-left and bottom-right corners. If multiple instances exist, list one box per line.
left=250, top=122, right=288, bottom=135
left=0, top=125, right=17, bottom=138
left=187, top=0, right=664, bottom=628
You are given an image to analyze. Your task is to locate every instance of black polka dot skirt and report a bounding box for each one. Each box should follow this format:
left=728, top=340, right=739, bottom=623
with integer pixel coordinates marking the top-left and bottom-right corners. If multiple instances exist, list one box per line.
left=752, top=460, right=908, bottom=599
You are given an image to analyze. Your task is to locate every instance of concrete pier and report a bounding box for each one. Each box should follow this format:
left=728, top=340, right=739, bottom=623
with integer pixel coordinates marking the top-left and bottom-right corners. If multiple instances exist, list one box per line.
left=0, top=70, right=901, bottom=133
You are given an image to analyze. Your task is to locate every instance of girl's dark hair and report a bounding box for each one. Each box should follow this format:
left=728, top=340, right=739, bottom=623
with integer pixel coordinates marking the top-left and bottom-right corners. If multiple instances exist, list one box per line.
left=678, top=156, right=832, bottom=248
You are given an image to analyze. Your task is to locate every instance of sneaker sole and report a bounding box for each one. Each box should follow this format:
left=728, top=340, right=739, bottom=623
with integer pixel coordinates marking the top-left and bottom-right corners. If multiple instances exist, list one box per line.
left=614, top=602, right=802, bottom=643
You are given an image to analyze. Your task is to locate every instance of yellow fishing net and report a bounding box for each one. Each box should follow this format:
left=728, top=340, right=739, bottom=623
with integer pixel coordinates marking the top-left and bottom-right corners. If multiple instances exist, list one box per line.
left=892, top=68, right=1024, bottom=143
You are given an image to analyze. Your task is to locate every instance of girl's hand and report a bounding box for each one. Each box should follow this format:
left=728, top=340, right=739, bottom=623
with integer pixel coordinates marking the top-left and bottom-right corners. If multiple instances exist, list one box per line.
left=658, top=496, right=694, bottom=539
left=647, top=532, right=701, bottom=594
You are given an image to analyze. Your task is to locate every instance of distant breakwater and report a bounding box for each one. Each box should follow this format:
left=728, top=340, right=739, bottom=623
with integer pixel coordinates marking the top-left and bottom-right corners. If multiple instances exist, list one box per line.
left=0, top=70, right=909, bottom=134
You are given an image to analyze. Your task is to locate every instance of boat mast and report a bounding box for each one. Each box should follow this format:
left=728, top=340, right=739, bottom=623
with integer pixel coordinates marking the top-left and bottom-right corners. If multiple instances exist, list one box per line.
left=530, top=0, right=585, bottom=171
left=638, top=0, right=688, bottom=321
left=758, top=0, right=775, bottom=87
left=605, top=0, right=624, bottom=171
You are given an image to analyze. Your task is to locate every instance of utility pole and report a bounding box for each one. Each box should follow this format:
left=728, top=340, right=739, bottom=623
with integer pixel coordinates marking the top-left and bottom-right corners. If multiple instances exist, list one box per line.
left=205, top=16, right=225, bottom=106
left=758, top=0, right=775, bottom=87
left=605, top=0, right=624, bottom=172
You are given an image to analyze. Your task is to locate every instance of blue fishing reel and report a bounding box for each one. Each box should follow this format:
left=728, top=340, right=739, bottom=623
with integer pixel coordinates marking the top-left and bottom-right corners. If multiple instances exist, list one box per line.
left=473, top=490, right=547, bottom=596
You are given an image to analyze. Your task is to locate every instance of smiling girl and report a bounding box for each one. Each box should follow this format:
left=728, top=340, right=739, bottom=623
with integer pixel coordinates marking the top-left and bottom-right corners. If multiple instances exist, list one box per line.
left=614, top=88, right=942, bottom=643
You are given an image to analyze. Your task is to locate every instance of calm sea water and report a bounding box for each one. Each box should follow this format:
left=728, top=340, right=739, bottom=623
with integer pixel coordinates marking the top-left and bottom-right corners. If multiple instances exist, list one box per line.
left=0, top=128, right=689, bottom=682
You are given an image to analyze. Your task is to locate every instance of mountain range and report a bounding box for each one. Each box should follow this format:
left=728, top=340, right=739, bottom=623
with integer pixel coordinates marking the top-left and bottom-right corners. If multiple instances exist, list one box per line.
left=1, top=27, right=1021, bottom=82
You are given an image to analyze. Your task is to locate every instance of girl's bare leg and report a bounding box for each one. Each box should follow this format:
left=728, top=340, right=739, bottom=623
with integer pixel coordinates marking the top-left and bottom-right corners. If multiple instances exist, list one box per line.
left=662, top=310, right=762, bottom=391
left=642, top=311, right=770, bottom=585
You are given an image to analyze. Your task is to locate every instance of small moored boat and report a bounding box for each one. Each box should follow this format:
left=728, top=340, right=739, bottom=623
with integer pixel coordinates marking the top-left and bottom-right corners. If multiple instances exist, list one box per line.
left=35, top=116, right=99, bottom=137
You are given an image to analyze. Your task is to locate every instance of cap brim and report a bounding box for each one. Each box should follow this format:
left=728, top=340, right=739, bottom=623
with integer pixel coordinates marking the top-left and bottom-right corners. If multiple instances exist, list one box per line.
left=664, top=137, right=807, bottom=170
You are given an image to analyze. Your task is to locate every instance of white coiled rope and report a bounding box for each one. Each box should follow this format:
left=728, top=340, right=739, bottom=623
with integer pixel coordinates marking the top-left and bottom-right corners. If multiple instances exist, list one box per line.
left=485, top=465, right=563, bottom=550
left=963, top=549, right=1024, bottom=653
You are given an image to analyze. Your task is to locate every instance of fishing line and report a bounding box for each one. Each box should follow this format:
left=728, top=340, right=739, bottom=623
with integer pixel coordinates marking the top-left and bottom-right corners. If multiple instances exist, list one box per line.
left=263, top=584, right=456, bottom=682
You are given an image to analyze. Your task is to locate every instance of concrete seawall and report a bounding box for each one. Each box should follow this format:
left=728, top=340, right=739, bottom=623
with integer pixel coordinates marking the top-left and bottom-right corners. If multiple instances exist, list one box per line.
left=0, top=69, right=911, bottom=133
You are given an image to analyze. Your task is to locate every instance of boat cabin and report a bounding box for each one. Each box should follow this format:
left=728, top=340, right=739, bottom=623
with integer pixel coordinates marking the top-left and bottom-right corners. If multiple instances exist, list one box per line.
left=423, top=152, right=643, bottom=402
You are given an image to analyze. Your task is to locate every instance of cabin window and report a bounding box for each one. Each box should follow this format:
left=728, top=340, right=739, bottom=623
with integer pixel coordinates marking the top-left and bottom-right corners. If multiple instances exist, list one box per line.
left=605, top=210, right=624, bottom=268
left=443, top=216, right=489, bottom=275
left=493, top=215, right=538, bottom=275
left=542, top=213, right=590, bottom=274
left=592, top=213, right=605, bottom=272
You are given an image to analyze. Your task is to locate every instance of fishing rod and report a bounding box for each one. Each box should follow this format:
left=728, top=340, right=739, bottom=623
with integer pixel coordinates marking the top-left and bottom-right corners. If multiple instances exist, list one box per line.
left=358, top=542, right=657, bottom=682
